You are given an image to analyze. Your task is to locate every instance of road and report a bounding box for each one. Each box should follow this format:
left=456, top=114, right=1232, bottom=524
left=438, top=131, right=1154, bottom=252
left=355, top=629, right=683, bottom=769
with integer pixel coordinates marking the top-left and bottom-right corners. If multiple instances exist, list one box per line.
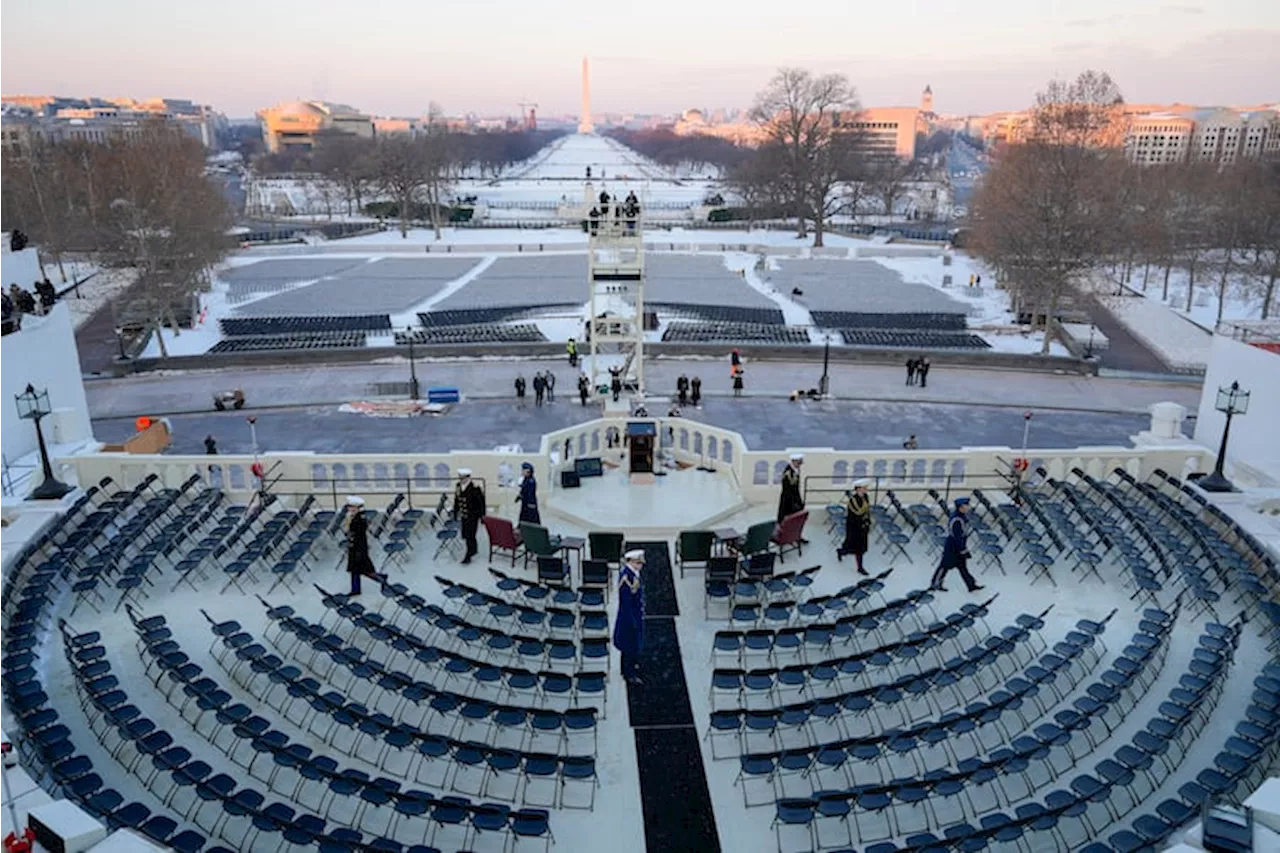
left=947, top=136, right=986, bottom=212
left=85, top=358, right=1201, bottom=420
left=93, top=397, right=1154, bottom=455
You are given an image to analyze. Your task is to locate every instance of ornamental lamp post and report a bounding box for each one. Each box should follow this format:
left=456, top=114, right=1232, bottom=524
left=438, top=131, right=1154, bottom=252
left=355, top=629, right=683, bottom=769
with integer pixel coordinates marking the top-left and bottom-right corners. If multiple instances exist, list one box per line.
left=15, top=384, right=73, bottom=500
left=819, top=334, right=831, bottom=398
left=406, top=327, right=420, bottom=401
left=1198, top=381, right=1250, bottom=493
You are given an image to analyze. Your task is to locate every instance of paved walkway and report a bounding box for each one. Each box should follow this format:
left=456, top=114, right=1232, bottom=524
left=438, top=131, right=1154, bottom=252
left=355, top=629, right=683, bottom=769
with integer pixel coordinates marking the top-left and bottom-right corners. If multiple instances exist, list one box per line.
left=85, top=358, right=1202, bottom=420
left=93, top=398, right=1157, bottom=455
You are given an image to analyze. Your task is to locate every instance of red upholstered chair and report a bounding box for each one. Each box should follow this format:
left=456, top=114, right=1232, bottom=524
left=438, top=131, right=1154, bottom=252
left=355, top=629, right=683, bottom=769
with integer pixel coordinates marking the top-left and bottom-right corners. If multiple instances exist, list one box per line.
left=483, top=516, right=525, bottom=566
left=772, top=510, right=809, bottom=562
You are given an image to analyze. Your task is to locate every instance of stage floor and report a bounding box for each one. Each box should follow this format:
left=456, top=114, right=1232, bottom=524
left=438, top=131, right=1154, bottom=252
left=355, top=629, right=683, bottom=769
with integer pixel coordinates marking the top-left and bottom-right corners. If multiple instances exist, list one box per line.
left=547, top=465, right=745, bottom=532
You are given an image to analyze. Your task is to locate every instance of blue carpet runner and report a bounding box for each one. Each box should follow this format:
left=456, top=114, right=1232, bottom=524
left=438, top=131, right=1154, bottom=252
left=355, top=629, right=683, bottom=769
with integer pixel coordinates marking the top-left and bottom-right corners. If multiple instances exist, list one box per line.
left=625, top=541, right=721, bottom=853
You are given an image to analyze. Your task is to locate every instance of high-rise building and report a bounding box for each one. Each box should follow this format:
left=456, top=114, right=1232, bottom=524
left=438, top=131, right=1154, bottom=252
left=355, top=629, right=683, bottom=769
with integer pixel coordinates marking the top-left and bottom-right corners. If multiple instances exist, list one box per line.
left=1124, top=114, right=1195, bottom=165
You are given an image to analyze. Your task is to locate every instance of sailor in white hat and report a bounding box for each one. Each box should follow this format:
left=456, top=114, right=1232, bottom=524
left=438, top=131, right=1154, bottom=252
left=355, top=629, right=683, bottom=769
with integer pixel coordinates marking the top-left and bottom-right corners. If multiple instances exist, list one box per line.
left=837, top=479, right=873, bottom=575
left=778, top=453, right=806, bottom=527
left=343, top=495, right=385, bottom=595
left=452, top=469, right=485, bottom=564
left=614, top=549, right=646, bottom=684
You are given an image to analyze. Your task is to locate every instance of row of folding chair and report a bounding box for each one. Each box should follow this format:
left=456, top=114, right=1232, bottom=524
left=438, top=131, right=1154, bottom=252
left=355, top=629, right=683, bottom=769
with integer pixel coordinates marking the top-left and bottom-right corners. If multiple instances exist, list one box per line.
left=394, top=580, right=610, bottom=641
left=112, top=616, right=555, bottom=851
left=766, top=613, right=1215, bottom=852
left=253, top=602, right=610, bottom=722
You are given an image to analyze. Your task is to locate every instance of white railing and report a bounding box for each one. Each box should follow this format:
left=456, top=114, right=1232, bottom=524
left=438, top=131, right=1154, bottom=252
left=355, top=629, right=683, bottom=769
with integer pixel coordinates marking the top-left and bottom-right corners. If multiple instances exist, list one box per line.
left=59, top=419, right=1210, bottom=514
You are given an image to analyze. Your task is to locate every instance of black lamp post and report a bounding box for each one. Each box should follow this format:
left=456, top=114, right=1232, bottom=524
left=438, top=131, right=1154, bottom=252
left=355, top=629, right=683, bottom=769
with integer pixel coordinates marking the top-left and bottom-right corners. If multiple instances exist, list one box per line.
left=15, top=384, right=73, bottom=500
left=819, top=335, right=831, bottom=397
left=1199, top=381, right=1250, bottom=493
left=406, top=328, right=420, bottom=401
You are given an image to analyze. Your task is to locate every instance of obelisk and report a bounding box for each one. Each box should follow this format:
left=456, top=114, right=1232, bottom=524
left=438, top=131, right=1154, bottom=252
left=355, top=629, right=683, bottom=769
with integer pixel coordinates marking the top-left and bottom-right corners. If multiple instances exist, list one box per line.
left=579, top=56, right=594, bottom=134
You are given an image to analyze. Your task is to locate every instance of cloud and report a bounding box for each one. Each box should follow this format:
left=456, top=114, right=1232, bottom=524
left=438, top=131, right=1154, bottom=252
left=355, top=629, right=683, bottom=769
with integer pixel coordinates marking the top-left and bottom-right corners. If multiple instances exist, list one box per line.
left=1164, top=4, right=1204, bottom=14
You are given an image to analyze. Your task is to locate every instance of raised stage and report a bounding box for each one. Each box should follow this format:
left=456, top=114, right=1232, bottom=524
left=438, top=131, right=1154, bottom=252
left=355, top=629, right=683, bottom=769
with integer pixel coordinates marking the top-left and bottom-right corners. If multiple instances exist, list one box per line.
left=546, top=465, right=746, bottom=535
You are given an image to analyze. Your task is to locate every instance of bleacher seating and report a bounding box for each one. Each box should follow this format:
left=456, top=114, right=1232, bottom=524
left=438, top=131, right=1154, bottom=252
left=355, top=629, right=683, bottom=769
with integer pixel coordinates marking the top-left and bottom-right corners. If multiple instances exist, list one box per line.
left=396, top=324, right=548, bottom=345
left=220, top=315, right=392, bottom=336
left=649, top=303, right=786, bottom=326
left=839, top=329, right=991, bottom=350
left=417, top=307, right=576, bottom=328
left=207, top=332, right=367, bottom=354
left=812, top=311, right=968, bottom=332
left=662, top=322, right=810, bottom=345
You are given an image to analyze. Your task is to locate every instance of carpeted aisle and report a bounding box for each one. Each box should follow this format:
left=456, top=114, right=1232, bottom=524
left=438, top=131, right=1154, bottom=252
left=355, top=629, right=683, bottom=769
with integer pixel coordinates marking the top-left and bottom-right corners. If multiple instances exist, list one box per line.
left=624, top=540, right=721, bottom=853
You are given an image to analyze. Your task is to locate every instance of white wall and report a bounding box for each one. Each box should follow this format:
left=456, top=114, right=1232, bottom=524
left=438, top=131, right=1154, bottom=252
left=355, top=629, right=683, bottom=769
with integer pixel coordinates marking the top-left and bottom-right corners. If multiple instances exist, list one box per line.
left=1, top=301, right=94, bottom=465
left=2, top=244, right=43, bottom=289
left=1194, top=333, right=1280, bottom=486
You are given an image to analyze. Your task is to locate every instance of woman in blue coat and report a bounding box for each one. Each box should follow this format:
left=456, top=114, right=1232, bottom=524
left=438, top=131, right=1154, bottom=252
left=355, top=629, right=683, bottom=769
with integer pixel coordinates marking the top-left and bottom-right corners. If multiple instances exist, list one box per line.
left=516, top=462, right=540, bottom=525
left=613, top=549, right=646, bottom=684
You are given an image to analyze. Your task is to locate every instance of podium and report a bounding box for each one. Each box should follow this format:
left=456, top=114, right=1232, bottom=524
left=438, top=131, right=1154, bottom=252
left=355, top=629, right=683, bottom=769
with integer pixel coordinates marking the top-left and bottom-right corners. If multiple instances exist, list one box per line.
left=626, top=422, right=656, bottom=474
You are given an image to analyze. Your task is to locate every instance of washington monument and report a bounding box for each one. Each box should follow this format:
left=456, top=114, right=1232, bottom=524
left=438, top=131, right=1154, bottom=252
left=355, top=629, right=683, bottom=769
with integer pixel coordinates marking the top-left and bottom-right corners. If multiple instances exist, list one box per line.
left=579, top=56, right=593, bottom=134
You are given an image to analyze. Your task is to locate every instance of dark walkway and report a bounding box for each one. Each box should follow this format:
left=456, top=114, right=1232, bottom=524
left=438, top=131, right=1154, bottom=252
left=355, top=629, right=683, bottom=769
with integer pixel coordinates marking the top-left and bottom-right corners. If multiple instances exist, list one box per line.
left=1080, top=292, right=1171, bottom=374
left=75, top=293, right=128, bottom=376
left=624, top=541, right=720, bottom=853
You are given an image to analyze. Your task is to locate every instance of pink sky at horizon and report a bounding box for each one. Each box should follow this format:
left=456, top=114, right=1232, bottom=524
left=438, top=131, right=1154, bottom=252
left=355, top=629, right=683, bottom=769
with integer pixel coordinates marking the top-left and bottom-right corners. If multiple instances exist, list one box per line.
left=3, top=0, right=1277, bottom=118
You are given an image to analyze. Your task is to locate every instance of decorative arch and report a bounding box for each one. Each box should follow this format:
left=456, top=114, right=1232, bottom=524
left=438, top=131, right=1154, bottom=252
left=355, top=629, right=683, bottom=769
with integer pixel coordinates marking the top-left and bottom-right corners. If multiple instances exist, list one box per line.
left=708, top=439, right=718, bottom=460
left=930, top=459, right=947, bottom=483
left=680, top=429, right=689, bottom=451
left=373, top=463, right=391, bottom=488
left=352, top=463, right=371, bottom=487
left=332, top=463, right=350, bottom=489
left=311, top=463, right=328, bottom=489
left=833, top=461, right=849, bottom=485
left=433, top=463, right=451, bottom=487
left=949, top=459, right=966, bottom=484
left=753, top=461, right=770, bottom=485
left=773, top=461, right=788, bottom=484
left=873, top=459, right=888, bottom=480
left=722, top=440, right=734, bottom=463
left=413, top=464, right=431, bottom=487
left=892, top=459, right=908, bottom=481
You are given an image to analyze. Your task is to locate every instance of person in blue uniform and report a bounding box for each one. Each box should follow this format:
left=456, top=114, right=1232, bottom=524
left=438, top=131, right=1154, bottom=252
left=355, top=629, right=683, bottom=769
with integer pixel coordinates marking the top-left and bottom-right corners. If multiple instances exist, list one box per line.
left=515, top=462, right=540, bottom=525
left=930, top=497, right=985, bottom=593
left=836, top=479, right=872, bottom=576
left=613, top=549, right=646, bottom=684
left=778, top=453, right=805, bottom=523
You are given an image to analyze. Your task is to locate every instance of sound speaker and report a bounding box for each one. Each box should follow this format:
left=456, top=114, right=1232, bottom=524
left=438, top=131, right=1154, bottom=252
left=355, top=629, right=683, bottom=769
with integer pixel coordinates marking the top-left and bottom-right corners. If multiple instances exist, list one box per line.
left=560, top=470, right=581, bottom=488
left=27, top=801, right=107, bottom=853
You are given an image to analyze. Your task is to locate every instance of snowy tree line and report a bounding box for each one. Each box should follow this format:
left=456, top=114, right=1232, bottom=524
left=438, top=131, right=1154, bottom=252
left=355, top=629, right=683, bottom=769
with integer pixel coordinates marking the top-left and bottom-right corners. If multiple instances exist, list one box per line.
left=969, top=70, right=1280, bottom=354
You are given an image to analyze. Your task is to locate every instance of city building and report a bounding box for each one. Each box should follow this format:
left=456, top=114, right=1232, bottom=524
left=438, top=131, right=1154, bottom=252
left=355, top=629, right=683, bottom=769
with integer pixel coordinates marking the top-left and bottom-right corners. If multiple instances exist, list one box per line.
left=921, top=84, right=934, bottom=115
left=843, top=106, right=926, bottom=159
left=257, top=100, right=373, bottom=153
left=0, top=95, right=224, bottom=149
left=1124, top=113, right=1195, bottom=165
left=1190, top=108, right=1280, bottom=165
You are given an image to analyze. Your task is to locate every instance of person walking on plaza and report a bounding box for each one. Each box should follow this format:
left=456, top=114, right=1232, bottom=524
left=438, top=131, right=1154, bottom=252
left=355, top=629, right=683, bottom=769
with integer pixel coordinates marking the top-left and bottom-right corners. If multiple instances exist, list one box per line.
left=836, top=479, right=872, bottom=575
left=918, top=358, right=932, bottom=388
left=566, top=337, right=578, bottom=367
left=533, top=372, right=545, bottom=407
left=613, top=549, right=646, bottom=684
left=690, top=376, right=702, bottom=408
left=930, top=497, right=984, bottom=593
left=778, top=453, right=805, bottom=524
left=732, top=364, right=744, bottom=398
left=344, top=496, right=387, bottom=596
left=677, top=374, right=689, bottom=407
left=545, top=370, right=556, bottom=402
left=730, top=348, right=741, bottom=369
left=515, top=462, right=540, bottom=525
left=204, top=435, right=218, bottom=455
left=453, top=469, right=486, bottom=565
left=905, top=358, right=917, bottom=386
left=578, top=373, right=590, bottom=406
left=514, top=374, right=526, bottom=408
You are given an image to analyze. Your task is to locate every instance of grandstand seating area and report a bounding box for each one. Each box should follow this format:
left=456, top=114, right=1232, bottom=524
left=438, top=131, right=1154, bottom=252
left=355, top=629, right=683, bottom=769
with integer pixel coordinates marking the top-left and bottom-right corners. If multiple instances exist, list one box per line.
left=662, top=322, right=811, bottom=345
left=649, top=303, right=786, bottom=326
left=220, top=316, right=393, bottom=337
left=838, top=329, right=991, bottom=350
left=696, top=466, right=1279, bottom=853
left=417, top=308, right=576, bottom=329
left=3, top=478, right=615, bottom=851
left=396, top=324, right=548, bottom=345
left=208, top=332, right=368, bottom=354
left=4, top=458, right=1278, bottom=853
left=812, top=312, right=968, bottom=333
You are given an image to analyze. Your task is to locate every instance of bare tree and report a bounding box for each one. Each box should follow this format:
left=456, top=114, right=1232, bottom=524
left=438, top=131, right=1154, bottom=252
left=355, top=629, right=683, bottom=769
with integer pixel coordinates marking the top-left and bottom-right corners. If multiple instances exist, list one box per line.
left=865, top=157, right=916, bottom=218
left=371, top=135, right=431, bottom=238
left=420, top=105, right=455, bottom=241
left=1243, top=161, right=1280, bottom=319
left=724, top=143, right=788, bottom=228
left=750, top=68, right=861, bottom=246
left=970, top=71, right=1127, bottom=353
left=311, top=130, right=375, bottom=216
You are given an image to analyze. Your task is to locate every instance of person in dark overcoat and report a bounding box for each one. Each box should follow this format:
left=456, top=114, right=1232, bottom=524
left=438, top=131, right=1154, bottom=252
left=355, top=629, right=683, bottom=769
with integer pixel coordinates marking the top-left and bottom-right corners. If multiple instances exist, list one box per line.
left=345, top=495, right=385, bottom=595
left=453, top=469, right=486, bottom=564
left=515, top=462, right=540, bottom=525
left=613, top=549, right=646, bottom=683
left=837, top=479, right=872, bottom=575
left=690, top=376, right=702, bottom=407
left=930, top=497, right=984, bottom=593
left=778, top=453, right=805, bottom=523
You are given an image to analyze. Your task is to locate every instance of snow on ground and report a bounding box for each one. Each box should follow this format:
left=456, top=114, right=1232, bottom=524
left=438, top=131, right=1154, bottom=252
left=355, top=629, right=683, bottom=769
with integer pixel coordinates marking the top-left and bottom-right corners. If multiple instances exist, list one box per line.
left=58, top=266, right=137, bottom=330
left=1099, top=288, right=1213, bottom=372
left=1124, top=264, right=1278, bottom=329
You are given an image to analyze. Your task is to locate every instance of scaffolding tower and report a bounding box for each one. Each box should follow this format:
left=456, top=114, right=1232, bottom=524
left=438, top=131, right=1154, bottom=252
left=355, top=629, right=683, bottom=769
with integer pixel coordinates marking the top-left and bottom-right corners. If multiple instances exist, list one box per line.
left=585, top=183, right=646, bottom=400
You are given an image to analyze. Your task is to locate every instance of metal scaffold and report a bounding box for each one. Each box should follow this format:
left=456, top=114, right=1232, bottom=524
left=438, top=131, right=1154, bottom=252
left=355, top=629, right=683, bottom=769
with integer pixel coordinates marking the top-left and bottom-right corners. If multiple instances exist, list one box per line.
left=584, top=182, right=646, bottom=402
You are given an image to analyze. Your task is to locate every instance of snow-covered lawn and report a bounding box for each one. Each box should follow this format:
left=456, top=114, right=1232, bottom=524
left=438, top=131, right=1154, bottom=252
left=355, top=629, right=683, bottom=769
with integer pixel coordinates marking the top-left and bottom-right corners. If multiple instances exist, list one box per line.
left=1121, top=263, right=1278, bottom=330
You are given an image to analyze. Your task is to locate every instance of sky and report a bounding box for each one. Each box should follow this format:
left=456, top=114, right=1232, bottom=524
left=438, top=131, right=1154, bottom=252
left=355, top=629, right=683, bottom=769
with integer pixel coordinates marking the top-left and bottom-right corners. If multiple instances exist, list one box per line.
left=2, top=0, right=1277, bottom=118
